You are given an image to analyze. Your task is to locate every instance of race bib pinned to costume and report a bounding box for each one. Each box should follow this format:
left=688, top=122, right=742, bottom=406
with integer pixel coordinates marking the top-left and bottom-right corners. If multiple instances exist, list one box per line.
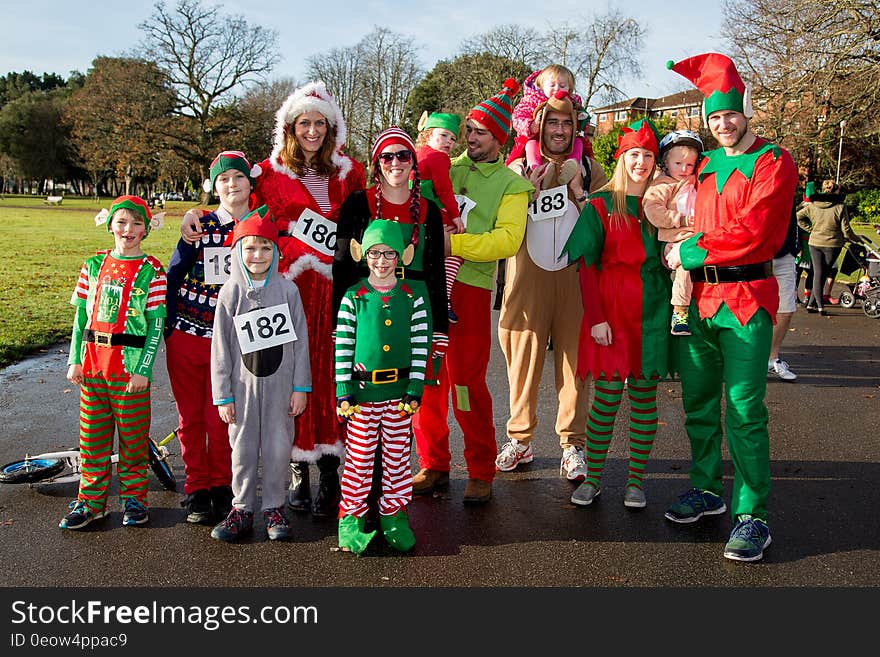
left=290, top=208, right=337, bottom=258
left=528, top=185, right=568, bottom=222
left=203, top=246, right=232, bottom=285
left=234, top=303, right=297, bottom=355
left=454, top=195, right=476, bottom=229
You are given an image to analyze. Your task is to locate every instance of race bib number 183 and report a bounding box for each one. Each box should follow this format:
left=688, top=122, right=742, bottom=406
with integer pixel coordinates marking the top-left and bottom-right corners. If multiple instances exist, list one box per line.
left=234, top=303, right=297, bottom=355
left=528, top=184, right=567, bottom=222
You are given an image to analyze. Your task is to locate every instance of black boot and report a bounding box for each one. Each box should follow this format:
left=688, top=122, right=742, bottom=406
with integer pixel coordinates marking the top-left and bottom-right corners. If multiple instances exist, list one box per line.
left=312, top=455, right=341, bottom=519
left=287, top=461, right=311, bottom=512
left=209, top=485, right=233, bottom=521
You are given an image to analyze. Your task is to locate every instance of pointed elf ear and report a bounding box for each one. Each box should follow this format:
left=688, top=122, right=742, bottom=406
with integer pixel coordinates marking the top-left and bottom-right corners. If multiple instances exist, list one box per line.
left=417, top=111, right=429, bottom=132
left=350, top=239, right=363, bottom=262
left=401, top=244, right=414, bottom=267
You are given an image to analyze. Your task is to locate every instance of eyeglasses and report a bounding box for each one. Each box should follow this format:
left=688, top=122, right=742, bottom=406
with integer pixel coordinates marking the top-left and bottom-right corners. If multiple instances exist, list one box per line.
left=377, top=150, right=413, bottom=164
left=365, top=249, right=399, bottom=260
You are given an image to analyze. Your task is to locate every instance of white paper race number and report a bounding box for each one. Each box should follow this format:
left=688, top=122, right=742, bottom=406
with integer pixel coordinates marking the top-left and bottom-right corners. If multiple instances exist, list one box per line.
left=454, top=194, right=475, bottom=229
left=290, top=208, right=336, bottom=256
left=203, top=246, right=232, bottom=285
left=528, top=184, right=568, bottom=222
left=234, top=303, right=297, bottom=354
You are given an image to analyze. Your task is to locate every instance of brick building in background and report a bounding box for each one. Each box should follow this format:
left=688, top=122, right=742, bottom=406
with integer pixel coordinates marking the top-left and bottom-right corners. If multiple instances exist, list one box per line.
left=592, top=89, right=704, bottom=135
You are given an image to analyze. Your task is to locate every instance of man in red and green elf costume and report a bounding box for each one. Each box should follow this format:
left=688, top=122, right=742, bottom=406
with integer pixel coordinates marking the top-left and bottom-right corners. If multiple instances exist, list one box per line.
left=664, top=53, right=797, bottom=562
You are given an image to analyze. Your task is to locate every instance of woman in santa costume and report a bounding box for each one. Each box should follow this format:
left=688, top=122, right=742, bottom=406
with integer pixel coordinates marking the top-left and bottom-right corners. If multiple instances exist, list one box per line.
left=253, top=82, right=366, bottom=517
left=562, top=118, right=672, bottom=511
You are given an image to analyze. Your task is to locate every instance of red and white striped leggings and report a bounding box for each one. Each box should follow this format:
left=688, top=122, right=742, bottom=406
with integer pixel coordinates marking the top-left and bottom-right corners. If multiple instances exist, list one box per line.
left=340, top=400, right=413, bottom=517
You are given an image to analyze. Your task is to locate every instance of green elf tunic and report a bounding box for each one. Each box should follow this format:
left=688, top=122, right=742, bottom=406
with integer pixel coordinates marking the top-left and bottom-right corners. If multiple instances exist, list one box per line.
left=562, top=192, right=671, bottom=381
left=334, top=280, right=429, bottom=403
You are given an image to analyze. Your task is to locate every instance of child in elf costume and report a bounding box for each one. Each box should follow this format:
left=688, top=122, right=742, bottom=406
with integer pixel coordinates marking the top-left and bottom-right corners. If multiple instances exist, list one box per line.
left=210, top=205, right=311, bottom=542
left=62, top=196, right=167, bottom=530
left=165, top=151, right=261, bottom=525
left=415, top=111, right=465, bottom=324
left=334, top=220, right=430, bottom=554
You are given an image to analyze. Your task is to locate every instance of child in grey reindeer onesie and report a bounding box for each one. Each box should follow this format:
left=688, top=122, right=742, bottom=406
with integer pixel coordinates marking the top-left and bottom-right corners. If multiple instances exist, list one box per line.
left=210, top=205, right=311, bottom=542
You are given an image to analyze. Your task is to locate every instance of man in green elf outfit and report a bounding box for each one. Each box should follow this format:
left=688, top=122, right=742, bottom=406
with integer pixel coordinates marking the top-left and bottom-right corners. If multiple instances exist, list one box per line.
left=664, top=53, right=798, bottom=562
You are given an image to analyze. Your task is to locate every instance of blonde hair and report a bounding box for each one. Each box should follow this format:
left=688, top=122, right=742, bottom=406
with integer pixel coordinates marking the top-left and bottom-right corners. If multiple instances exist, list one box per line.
left=601, top=151, right=656, bottom=231
left=535, top=64, right=576, bottom=93
left=415, top=127, right=435, bottom=148
left=280, top=118, right=339, bottom=177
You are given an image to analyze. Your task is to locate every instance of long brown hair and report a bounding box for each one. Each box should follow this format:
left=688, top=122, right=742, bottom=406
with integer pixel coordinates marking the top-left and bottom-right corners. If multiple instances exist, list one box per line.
left=279, top=120, right=339, bottom=177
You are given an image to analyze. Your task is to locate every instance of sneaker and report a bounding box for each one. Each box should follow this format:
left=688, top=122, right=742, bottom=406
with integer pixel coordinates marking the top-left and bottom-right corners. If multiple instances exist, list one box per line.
left=495, top=439, right=534, bottom=472
left=623, top=485, right=646, bottom=508
left=59, top=500, right=107, bottom=530
left=665, top=487, right=726, bottom=524
left=211, top=508, right=254, bottom=542
left=560, top=446, right=588, bottom=482
left=670, top=310, right=691, bottom=336
left=571, top=482, right=600, bottom=506
left=724, top=515, right=771, bottom=562
left=264, top=507, right=291, bottom=541
left=181, top=489, right=212, bottom=524
left=121, top=497, right=149, bottom=526
left=448, top=308, right=459, bottom=324
left=768, top=358, right=797, bottom=381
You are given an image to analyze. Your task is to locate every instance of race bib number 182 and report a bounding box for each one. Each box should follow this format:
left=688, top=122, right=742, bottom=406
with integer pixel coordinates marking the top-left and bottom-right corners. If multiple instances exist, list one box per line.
left=234, top=303, right=297, bottom=355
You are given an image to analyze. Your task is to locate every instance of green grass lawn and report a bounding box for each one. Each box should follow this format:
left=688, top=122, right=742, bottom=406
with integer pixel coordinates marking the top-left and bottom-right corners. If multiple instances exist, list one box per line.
left=1, top=194, right=877, bottom=368
left=0, top=195, right=187, bottom=367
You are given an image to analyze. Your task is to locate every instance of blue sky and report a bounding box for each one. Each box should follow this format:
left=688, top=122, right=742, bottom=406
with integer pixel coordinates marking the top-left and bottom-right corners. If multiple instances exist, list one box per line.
left=3, top=1, right=725, bottom=107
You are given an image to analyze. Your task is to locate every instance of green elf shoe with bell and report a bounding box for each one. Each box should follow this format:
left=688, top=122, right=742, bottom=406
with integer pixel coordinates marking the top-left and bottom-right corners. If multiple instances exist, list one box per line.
left=338, top=515, right=376, bottom=555
left=380, top=509, right=416, bottom=553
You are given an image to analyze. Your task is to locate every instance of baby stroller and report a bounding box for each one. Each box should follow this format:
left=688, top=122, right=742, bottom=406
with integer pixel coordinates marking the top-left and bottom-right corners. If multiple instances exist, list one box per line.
left=836, top=235, right=880, bottom=318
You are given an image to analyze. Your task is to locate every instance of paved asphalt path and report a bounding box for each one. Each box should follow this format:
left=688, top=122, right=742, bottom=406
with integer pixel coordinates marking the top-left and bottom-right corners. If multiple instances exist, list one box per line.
left=1, top=294, right=878, bottom=596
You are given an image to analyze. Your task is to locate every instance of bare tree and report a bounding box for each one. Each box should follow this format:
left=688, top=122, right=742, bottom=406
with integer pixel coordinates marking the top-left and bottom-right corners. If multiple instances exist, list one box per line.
left=542, top=10, right=645, bottom=108
left=459, top=24, right=544, bottom=70
left=306, top=27, right=422, bottom=161
left=138, top=0, right=280, bottom=178
left=235, top=77, right=299, bottom=161
left=722, top=0, right=880, bottom=186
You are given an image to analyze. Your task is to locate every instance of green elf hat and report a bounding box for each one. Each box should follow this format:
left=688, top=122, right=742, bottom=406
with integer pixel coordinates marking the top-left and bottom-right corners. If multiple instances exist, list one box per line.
left=614, top=118, right=660, bottom=159
left=804, top=181, right=816, bottom=202
left=351, top=219, right=413, bottom=266
left=418, top=111, right=461, bottom=137
left=467, top=77, right=520, bottom=144
left=203, top=150, right=262, bottom=195
left=667, top=53, right=753, bottom=120
left=94, top=195, right=163, bottom=235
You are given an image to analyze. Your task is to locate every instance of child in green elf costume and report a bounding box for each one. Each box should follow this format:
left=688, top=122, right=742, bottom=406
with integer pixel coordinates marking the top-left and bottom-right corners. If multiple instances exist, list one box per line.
left=334, top=220, right=430, bottom=554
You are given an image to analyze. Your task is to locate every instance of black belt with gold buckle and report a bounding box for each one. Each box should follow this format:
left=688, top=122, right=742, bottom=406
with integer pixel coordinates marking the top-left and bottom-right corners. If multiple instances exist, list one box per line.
left=83, top=329, right=147, bottom=348
left=351, top=367, right=410, bottom=384
left=690, top=261, right=773, bottom=284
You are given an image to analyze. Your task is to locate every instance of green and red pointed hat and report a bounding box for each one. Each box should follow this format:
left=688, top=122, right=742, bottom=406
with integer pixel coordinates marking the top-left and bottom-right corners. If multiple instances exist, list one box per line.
left=614, top=118, right=659, bottom=158
left=229, top=204, right=279, bottom=247
left=95, top=195, right=162, bottom=235
left=667, top=53, right=752, bottom=119
left=467, top=77, right=520, bottom=144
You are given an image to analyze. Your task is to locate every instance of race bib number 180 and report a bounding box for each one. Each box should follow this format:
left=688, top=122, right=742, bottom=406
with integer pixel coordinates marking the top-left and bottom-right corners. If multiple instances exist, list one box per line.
left=234, top=303, right=297, bottom=355
left=290, top=208, right=336, bottom=256
left=528, top=184, right=568, bottom=222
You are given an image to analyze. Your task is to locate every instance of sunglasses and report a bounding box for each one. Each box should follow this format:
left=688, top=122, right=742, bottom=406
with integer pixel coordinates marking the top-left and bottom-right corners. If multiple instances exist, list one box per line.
left=377, top=150, right=413, bottom=164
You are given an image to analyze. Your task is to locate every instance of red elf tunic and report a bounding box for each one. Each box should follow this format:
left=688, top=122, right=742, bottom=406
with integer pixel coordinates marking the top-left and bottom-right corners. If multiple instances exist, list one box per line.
left=563, top=191, right=672, bottom=381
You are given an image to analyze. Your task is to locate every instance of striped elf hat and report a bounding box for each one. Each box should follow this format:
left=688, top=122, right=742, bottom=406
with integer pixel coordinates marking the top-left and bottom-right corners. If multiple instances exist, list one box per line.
left=467, top=78, right=520, bottom=144
left=370, top=126, right=416, bottom=164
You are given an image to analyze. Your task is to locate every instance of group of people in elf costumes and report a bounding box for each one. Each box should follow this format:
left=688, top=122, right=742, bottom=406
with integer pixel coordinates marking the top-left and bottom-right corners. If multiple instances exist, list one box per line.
left=60, top=51, right=794, bottom=563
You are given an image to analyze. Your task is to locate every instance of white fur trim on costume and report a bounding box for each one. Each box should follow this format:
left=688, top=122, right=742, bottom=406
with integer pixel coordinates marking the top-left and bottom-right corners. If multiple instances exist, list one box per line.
left=290, top=441, right=345, bottom=461
left=270, top=80, right=353, bottom=182
left=283, top=253, right=333, bottom=281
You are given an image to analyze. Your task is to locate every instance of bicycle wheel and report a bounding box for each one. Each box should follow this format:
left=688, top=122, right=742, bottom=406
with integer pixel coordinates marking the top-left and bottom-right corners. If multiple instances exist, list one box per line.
left=0, top=458, right=66, bottom=484
left=148, top=438, right=177, bottom=491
